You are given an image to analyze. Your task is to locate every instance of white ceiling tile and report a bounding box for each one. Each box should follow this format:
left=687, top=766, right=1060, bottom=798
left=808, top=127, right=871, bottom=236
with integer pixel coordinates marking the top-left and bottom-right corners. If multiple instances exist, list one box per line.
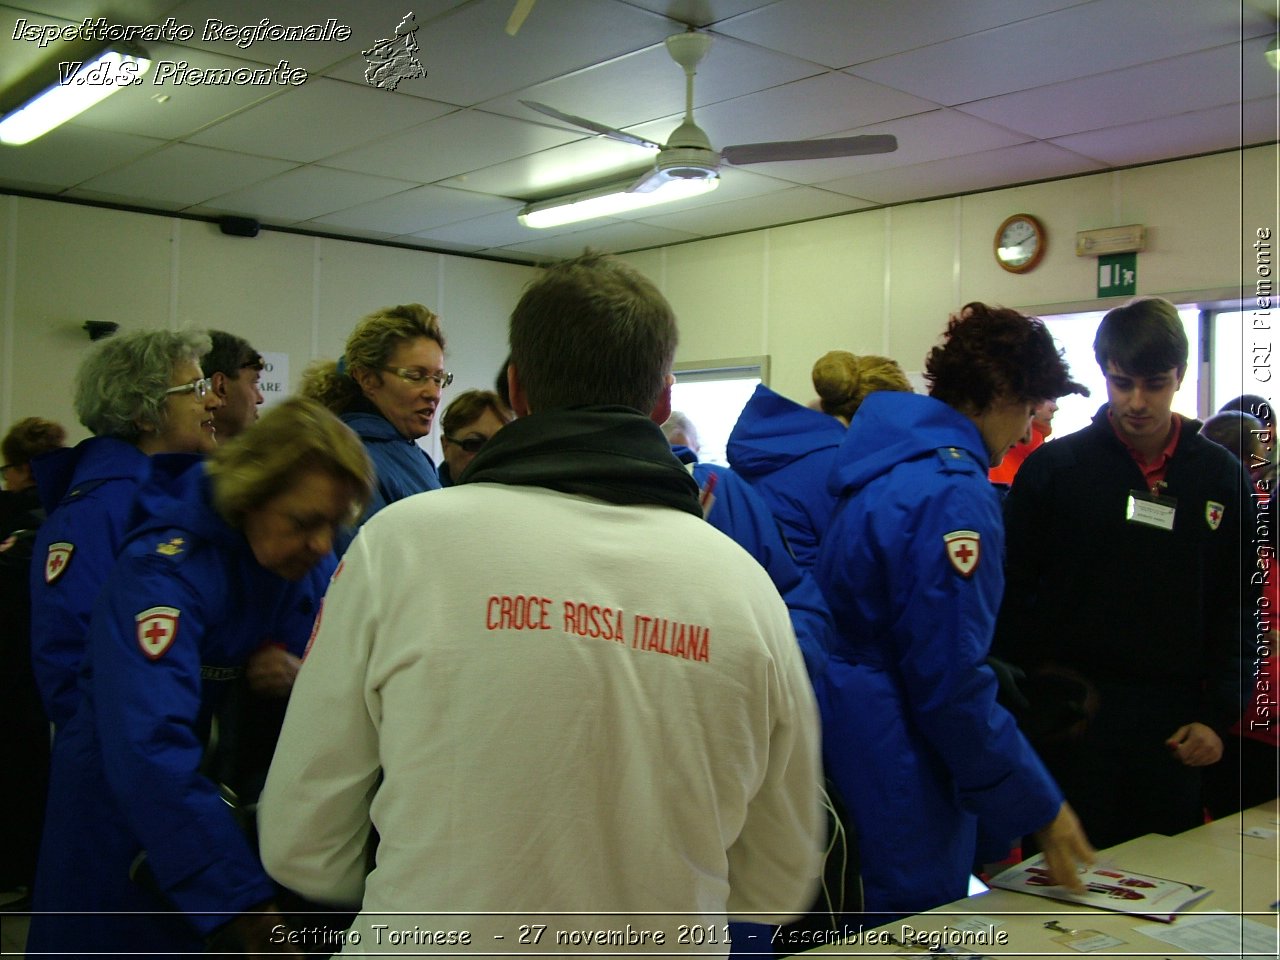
left=201, top=164, right=416, bottom=221
left=311, top=184, right=520, bottom=234
left=77, top=141, right=295, bottom=205
left=481, top=35, right=824, bottom=131
left=320, top=109, right=582, bottom=183
left=956, top=43, right=1269, bottom=139
left=819, top=142, right=1107, bottom=205
left=849, top=0, right=1274, bottom=106
left=1052, top=101, right=1279, bottom=168
left=0, top=125, right=164, bottom=189
left=0, top=0, right=1269, bottom=257
left=326, top=0, right=676, bottom=106
left=620, top=0, right=777, bottom=28
left=715, top=0, right=1085, bottom=68
left=638, top=186, right=875, bottom=235
left=627, top=72, right=939, bottom=151
left=186, top=77, right=457, bottom=161
left=167, top=0, right=469, bottom=71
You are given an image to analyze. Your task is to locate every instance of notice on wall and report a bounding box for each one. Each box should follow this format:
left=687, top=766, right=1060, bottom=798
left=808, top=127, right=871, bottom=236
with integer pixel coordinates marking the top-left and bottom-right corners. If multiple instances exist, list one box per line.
left=260, top=351, right=290, bottom=408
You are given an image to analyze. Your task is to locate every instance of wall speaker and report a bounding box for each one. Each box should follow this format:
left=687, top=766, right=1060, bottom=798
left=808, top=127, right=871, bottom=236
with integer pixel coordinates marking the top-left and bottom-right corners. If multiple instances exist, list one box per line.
left=219, top=216, right=260, bottom=238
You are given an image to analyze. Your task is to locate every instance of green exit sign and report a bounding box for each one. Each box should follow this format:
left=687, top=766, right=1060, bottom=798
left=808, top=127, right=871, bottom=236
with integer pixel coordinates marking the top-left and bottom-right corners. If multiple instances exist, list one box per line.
left=1097, top=252, right=1137, bottom=297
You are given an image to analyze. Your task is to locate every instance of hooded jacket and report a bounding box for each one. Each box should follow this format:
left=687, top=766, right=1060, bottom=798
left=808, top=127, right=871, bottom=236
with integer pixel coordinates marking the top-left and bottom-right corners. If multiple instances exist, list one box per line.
left=28, top=455, right=328, bottom=957
left=813, top=391, right=1061, bottom=917
left=29, top=436, right=151, bottom=726
left=726, top=385, right=846, bottom=570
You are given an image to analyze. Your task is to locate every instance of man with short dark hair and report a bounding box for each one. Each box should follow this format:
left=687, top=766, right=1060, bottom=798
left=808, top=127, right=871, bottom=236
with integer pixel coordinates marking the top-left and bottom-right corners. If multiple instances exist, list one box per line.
left=203, top=330, right=265, bottom=440
left=997, top=296, right=1255, bottom=848
left=259, top=253, right=824, bottom=949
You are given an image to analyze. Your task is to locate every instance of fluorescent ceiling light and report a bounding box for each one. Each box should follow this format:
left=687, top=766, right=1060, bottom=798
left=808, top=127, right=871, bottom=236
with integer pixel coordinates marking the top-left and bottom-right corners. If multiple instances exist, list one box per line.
left=0, top=46, right=151, bottom=145
left=518, top=175, right=718, bottom=229
left=1268, top=36, right=1280, bottom=71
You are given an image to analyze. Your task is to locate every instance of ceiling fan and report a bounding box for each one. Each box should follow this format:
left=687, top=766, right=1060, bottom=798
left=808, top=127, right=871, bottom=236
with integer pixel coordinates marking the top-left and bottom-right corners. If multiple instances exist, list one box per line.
left=521, top=30, right=898, bottom=195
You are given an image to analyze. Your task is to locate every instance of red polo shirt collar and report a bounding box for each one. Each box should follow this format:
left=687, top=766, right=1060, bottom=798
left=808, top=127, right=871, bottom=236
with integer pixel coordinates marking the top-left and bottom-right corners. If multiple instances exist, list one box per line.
left=1110, top=412, right=1182, bottom=494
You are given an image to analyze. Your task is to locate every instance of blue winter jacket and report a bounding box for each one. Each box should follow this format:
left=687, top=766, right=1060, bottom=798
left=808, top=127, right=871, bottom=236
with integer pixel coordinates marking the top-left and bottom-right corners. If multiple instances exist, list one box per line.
left=339, top=411, right=439, bottom=552
left=27, top=455, right=328, bottom=957
left=674, top=446, right=833, bottom=677
left=814, top=391, right=1061, bottom=917
left=29, top=437, right=151, bottom=727
left=726, top=385, right=846, bottom=571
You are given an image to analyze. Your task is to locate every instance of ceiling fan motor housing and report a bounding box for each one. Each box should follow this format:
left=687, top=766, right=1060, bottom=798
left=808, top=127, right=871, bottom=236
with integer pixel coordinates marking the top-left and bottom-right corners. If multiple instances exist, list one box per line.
left=655, top=146, right=721, bottom=181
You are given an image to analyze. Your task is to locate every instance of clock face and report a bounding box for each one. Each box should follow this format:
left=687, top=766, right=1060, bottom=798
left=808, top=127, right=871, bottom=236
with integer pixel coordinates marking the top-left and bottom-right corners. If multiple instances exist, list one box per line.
left=995, top=215, right=1045, bottom=273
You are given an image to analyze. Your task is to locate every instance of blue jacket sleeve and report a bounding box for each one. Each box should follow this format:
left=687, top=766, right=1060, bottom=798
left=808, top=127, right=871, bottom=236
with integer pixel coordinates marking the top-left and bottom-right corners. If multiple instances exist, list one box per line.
left=30, top=489, right=131, bottom=727
left=88, top=548, right=275, bottom=935
left=876, top=478, right=1061, bottom=841
left=700, top=464, right=834, bottom=676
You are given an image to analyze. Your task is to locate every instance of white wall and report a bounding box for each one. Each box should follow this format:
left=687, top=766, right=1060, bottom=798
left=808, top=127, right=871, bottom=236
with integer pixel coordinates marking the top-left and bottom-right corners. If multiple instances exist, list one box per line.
left=0, top=196, right=533, bottom=456
left=623, top=145, right=1278, bottom=407
left=2, top=144, right=1275, bottom=444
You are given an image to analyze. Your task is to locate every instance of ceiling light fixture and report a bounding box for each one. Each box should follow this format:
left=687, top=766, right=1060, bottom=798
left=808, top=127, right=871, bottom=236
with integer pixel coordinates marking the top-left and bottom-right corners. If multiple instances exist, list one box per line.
left=0, top=42, right=151, bottom=145
left=1267, top=35, right=1280, bottom=71
left=517, top=173, right=719, bottom=229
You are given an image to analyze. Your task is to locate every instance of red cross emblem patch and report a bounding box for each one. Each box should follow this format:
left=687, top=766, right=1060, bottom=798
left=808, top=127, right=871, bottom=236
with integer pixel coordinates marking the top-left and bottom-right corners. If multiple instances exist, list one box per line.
left=1205, top=500, right=1224, bottom=531
left=136, top=606, right=180, bottom=660
left=44, top=541, right=74, bottom=584
left=944, top=530, right=981, bottom=577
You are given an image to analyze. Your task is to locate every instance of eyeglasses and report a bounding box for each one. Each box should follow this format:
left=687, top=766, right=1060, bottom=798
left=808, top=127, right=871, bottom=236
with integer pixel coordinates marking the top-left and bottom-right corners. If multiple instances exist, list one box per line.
left=165, top=377, right=213, bottom=400
left=382, top=367, right=454, bottom=389
left=444, top=434, right=488, bottom=453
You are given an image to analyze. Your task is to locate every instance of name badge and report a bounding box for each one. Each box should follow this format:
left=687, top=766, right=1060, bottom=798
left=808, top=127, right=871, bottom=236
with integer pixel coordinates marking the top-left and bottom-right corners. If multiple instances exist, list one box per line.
left=1126, top=489, right=1177, bottom=530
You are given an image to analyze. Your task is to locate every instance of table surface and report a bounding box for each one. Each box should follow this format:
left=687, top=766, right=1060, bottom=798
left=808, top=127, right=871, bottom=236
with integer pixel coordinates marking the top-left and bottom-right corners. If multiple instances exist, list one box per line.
left=802, top=800, right=1280, bottom=958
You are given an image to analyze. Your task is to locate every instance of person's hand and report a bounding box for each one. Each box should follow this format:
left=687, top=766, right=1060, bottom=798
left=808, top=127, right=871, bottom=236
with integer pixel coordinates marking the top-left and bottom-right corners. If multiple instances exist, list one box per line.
left=1032, top=801, right=1095, bottom=892
left=246, top=644, right=301, bottom=699
left=208, top=900, right=301, bottom=955
left=1165, top=722, right=1223, bottom=766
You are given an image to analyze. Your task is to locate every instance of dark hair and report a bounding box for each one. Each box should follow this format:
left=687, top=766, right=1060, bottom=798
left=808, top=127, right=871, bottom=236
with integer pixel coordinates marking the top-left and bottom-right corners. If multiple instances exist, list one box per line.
left=2, top=417, right=66, bottom=466
left=203, top=330, right=263, bottom=378
left=509, top=251, right=677, bottom=414
left=442, top=390, right=513, bottom=437
left=1093, top=297, right=1188, bottom=376
left=925, top=303, right=1087, bottom=412
left=495, top=355, right=512, bottom=409
left=1219, top=394, right=1273, bottom=430
left=1201, top=411, right=1265, bottom=464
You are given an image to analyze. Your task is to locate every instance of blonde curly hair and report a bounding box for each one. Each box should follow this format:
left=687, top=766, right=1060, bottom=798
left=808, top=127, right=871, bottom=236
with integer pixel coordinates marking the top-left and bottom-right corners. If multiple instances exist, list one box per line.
left=812, top=350, right=912, bottom=422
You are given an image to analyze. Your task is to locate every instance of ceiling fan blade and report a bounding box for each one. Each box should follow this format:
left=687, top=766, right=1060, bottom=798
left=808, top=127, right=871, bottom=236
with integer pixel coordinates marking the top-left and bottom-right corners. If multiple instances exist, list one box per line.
left=505, top=0, right=536, bottom=36
left=722, top=134, right=898, bottom=166
left=519, top=101, right=664, bottom=151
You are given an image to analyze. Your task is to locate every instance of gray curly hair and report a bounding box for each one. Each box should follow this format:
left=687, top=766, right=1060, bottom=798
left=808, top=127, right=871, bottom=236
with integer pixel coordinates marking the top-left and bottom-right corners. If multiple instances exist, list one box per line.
left=74, top=329, right=212, bottom=441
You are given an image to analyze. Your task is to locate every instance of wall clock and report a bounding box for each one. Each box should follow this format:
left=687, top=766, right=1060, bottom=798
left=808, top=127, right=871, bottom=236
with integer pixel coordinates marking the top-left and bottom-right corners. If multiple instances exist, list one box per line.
left=994, top=214, right=1046, bottom=273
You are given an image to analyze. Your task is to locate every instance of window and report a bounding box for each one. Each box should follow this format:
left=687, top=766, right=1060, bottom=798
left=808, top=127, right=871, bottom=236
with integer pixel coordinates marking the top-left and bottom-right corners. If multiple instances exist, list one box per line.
left=669, top=357, right=767, bottom=466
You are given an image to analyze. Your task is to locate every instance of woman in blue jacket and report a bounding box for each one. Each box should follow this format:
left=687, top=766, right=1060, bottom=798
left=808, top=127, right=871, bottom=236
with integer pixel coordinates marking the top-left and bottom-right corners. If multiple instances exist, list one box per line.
left=814, top=305, right=1094, bottom=918
left=27, top=397, right=372, bottom=957
left=727, top=351, right=911, bottom=570
left=302, top=303, right=450, bottom=550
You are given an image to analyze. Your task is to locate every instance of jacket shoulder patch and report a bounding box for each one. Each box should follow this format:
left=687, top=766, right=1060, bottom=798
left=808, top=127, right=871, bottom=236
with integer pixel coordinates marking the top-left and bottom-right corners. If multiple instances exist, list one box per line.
left=943, top=529, right=981, bottom=577
left=44, top=541, right=74, bottom=583
left=136, top=606, right=180, bottom=660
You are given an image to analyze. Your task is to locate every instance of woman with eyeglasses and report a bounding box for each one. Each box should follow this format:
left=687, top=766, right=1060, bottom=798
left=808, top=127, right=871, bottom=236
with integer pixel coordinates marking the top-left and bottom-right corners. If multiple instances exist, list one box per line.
left=302, top=304, right=450, bottom=547
left=30, top=329, right=222, bottom=730
left=439, top=389, right=514, bottom=486
left=27, top=397, right=372, bottom=958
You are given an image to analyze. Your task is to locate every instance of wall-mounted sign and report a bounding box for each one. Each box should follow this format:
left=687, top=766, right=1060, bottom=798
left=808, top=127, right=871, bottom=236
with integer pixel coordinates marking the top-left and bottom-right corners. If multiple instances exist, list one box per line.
left=259, top=351, right=290, bottom=408
left=1097, top=253, right=1137, bottom=298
